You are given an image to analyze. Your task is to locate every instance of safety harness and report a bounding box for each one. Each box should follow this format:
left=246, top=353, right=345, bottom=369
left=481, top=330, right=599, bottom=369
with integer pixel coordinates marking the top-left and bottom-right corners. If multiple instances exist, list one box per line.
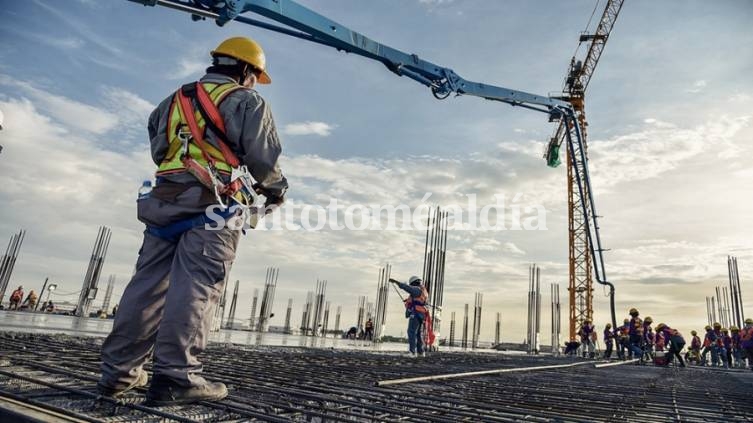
left=146, top=81, right=260, bottom=242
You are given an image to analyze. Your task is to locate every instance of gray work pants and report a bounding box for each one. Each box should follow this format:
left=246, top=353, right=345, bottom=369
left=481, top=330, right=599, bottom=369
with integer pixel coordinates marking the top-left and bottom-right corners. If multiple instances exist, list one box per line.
left=100, top=191, right=240, bottom=389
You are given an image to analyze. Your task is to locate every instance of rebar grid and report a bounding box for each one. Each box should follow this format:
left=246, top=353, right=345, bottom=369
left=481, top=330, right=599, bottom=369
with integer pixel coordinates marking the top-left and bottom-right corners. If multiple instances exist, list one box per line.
left=0, top=333, right=752, bottom=422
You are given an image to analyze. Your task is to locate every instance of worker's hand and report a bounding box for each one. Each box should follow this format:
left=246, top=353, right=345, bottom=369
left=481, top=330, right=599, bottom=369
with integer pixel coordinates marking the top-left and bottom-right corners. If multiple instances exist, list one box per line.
left=263, top=193, right=285, bottom=215
left=388, top=278, right=399, bottom=284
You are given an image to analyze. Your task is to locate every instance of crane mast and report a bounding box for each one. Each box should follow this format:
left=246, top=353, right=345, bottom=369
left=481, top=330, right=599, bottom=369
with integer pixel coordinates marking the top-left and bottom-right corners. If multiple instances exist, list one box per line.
left=545, top=0, right=624, bottom=341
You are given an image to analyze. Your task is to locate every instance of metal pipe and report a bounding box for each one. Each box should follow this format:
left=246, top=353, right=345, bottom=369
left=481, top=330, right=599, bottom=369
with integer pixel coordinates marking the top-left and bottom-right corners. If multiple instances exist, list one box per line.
left=376, top=361, right=595, bottom=386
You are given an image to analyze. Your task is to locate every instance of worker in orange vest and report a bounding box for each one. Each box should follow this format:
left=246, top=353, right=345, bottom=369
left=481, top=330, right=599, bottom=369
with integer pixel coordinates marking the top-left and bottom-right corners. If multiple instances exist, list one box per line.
left=390, top=276, right=429, bottom=357
left=98, top=37, right=287, bottom=405
left=8, top=286, right=23, bottom=310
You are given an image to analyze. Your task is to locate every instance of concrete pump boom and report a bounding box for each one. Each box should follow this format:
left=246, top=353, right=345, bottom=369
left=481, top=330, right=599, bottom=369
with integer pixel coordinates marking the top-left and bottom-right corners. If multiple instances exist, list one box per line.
left=125, top=0, right=618, bottom=330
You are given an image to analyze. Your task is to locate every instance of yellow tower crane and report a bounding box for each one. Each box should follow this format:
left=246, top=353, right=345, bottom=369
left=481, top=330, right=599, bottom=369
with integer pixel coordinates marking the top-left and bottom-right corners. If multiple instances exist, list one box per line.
left=544, top=0, right=625, bottom=341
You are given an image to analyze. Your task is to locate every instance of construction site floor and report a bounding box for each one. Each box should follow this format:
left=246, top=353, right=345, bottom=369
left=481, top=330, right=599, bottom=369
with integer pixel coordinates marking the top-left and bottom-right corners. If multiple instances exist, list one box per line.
left=0, top=333, right=752, bottom=422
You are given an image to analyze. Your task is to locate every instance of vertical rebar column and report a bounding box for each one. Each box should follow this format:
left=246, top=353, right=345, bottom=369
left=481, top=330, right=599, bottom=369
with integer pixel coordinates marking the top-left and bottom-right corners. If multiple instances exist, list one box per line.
left=449, top=311, right=456, bottom=347
left=249, top=288, right=259, bottom=330
left=527, top=264, right=542, bottom=354
left=729, top=256, right=745, bottom=325
left=101, top=275, right=115, bottom=313
left=711, top=296, right=717, bottom=324
left=300, top=291, right=313, bottom=335
left=284, top=298, right=293, bottom=334
left=536, top=266, right=541, bottom=353
left=374, top=264, right=391, bottom=341
left=257, top=267, right=278, bottom=332
left=551, top=283, right=561, bottom=355
left=0, top=230, right=25, bottom=304
left=76, top=226, right=112, bottom=317
left=471, top=292, right=482, bottom=349
left=495, top=312, right=501, bottom=346
left=334, top=305, right=342, bottom=334
left=225, top=279, right=240, bottom=329
left=212, top=282, right=228, bottom=331
left=356, top=295, right=366, bottom=332
left=461, top=303, right=469, bottom=349
left=706, top=296, right=712, bottom=326
left=311, top=279, right=327, bottom=336
left=422, top=207, right=448, bottom=349
left=322, top=301, right=330, bottom=337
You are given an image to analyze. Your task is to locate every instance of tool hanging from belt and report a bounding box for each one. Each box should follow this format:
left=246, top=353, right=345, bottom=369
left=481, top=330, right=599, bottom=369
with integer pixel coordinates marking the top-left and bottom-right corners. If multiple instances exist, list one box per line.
left=175, top=82, right=258, bottom=210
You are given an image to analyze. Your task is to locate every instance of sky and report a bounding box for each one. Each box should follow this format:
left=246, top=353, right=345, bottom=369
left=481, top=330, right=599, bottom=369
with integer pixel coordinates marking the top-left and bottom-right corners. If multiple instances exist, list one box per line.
left=0, top=0, right=752, bottom=343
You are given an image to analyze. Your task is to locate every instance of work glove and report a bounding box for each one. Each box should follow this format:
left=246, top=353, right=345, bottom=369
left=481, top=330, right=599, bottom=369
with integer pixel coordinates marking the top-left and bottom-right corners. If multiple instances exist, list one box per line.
left=388, top=278, right=399, bottom=284
left=253, top=183, right=285, bottom=215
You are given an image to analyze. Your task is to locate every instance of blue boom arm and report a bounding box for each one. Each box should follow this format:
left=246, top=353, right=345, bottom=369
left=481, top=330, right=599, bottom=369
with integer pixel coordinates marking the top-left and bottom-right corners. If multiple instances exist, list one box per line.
left=126, top=0, right=617, bottom=329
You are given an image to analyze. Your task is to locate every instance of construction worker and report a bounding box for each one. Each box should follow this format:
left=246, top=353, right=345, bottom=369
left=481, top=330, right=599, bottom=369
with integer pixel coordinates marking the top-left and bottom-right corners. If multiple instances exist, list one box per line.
left=700, top=325, right=716, bottom=366
left=656, top=323, right=685, bottom=367
left=741, top=318, right=753, bottom=371
left=603, top=323, right=614, bottom=359
left=721, top=328, right=733, bottom=367
left=390, top=276, right=429, bottom=357
left=642, top=316, right=655, bottom=357
left=618, top=318, right=630, bottom=359
left=578, top=319, right=596, bottom=358
left=627, top=308, right=643, bottom=359
left=712, top=322, right=728, bottom=368
left=730, top=326, right=742, bottom=368
left=364, top=318, right=374, bottom=341
left=98, top=37, right=287, bottom=405
left=8, top=286, right=23, bottom=310
left=687, top=330, right=701, bottom=365
left=22, top=290, right=38, bottom=311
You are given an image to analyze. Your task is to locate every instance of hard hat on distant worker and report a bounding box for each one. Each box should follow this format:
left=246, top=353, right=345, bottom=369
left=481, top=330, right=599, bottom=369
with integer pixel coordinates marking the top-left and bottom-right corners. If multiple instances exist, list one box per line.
left=605, top=323, right=612, bottom=328
left=730, top=326, right=739, bottom=332
left=745, top=318, right=753, bottom=325
left=713, top=322, right=721, bottom=329
left=629, top=308, right=639, bottom=316
left=211, top=37, right=272, bottom=84
left=721, top=327, right=728, bottom=333
left=623, top=318, right=630, bottom=324
left=408, top=276, right=423, bottom=286
left=691, top=330, right=697, bottom=335
left=705, top=325, right=712, bottom=331
left=656, top=323, right=666, bottom=331
left=644, top=316, right=653, bottom=324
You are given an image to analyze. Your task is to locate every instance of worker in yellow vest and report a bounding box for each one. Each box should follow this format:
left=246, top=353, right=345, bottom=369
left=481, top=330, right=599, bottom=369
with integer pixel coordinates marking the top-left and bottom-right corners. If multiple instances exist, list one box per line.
left=98, top=37, right=288, bottom=405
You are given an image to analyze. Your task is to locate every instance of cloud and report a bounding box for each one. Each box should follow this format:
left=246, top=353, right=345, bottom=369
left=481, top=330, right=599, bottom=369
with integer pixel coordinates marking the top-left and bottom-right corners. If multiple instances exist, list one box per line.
left=171, top=57, right=207, bottom=80
left=0, top=74, right=118, bottom=134
left=686, top=79, right=707, bottom=94
left=282, top=121, right=337, bottom=137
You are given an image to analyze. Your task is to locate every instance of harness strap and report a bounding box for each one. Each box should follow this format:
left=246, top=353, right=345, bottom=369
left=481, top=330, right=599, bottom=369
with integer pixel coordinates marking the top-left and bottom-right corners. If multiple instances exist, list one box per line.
left=147, top=207, right=237, bottom=243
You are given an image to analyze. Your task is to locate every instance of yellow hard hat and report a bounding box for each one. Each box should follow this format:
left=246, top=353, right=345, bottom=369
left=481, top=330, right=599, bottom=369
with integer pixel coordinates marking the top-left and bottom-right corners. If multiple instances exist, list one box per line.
left=713, top=322, right=721, bottom=328
left=629, top=308, right=638, bottom=315
left=211, top=37, right=272, bottom=84
left=704, top=325, right=711, bottom=330
left=691, top=330, right=697, bottom=335
left=623, top=318, right=630, bottom=323
left=746, top=318, right=753, bottom=325
left=656, top=323, right=666, bottom=331
left=644, top=316, right=653, bottom=324
left=721, top=327, right=728, bottom=332
left=730, top=326, right=739, bottom=332
left=606, top=323, right=612, bottom=328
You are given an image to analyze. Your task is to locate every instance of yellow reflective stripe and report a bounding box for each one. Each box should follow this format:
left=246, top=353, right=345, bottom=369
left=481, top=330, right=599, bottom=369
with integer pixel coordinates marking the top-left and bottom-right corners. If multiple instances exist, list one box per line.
left=157, top=81, right=240, bottom=175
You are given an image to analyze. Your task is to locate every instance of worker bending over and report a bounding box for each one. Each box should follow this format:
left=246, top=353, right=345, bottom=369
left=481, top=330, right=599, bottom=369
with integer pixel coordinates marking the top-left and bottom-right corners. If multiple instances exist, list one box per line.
left=390, top=276, right=429, bottom=357
left=656, top=323, right=686, bottom=367
left=98, top=37, right=287, bottom=405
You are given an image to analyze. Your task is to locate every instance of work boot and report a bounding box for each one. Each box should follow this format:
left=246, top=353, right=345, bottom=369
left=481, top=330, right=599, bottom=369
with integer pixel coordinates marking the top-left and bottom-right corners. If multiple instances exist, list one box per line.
left=146, top=375, right=228, bottom=406
left=97, top=370, right=148, bottom=398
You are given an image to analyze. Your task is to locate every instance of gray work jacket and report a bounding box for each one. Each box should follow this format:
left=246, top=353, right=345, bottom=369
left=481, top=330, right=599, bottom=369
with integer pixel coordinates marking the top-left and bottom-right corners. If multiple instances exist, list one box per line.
left=148, top=73, right=288, bottom=198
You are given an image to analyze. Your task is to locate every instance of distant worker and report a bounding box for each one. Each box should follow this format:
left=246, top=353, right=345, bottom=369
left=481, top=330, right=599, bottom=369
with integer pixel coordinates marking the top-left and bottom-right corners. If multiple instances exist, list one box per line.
left=345, top=326, right=358, bottom=339
left=618, top=318, right=630, bottom=359
left=642, top=316, right=655, bottom=357
left=390, top=276, right=429, bottom=357
left=627, top=308, right=644, bottom=359
left=687, top=330, right=701, bottom=365
left=740, top=318, right=753, bottom=371
left=712, top=322, right=728, bottom=368
left=44, top=300, right=55, bottom=313
left=721, top=328, right=733, bottom=367
left=656, top=323, right=685, bottom=367
left=730, top=326, right=742, bottom=368
left=98, top=36, right=287, bottom=405
left=578, top=319, right=596, bottom=359
left=8, top=286, right=23, bottom=310
left=603, top=323, right=614, bottom=359
left=700, top=325, right=716, bottom=366
left=364, top=318, right=374, bottom=341
left=22, top=289, right=38, bottom=311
